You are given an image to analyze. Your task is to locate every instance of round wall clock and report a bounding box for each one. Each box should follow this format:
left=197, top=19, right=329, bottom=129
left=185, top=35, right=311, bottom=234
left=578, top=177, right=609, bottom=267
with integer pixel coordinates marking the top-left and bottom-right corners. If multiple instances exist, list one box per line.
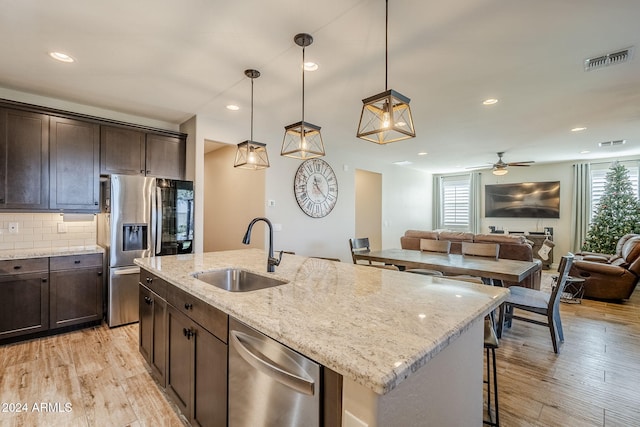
left=294, top=158, right=338, bottom=218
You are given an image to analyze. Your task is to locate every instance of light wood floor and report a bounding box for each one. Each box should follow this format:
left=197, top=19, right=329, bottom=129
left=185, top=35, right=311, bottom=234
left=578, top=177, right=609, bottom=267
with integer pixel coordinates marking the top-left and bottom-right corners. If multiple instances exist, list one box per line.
left=1, top=275, right=639, bottom=426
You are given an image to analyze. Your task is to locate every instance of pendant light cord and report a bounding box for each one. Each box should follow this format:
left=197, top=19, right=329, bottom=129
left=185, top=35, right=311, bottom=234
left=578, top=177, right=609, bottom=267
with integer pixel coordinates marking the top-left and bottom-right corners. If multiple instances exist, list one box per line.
left=302, top=45, right=306, bottom=123
left=385, top=0, right=388, bottom=91
left=250, top=77, right=254, bottom=141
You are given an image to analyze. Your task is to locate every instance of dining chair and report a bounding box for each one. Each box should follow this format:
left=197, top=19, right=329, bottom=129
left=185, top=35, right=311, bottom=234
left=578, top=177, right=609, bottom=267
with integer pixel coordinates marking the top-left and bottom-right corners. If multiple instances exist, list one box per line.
left=420, top=239, right=451, bottom=253
left=461, top=242, right=500, bottom=284
left=349, top=238, right=372, bottom=264
left=405, top=239, right=451, bottom=276
left=461, top=242, right=500, bottom=260
left=497, top=254, right=574, bottom=353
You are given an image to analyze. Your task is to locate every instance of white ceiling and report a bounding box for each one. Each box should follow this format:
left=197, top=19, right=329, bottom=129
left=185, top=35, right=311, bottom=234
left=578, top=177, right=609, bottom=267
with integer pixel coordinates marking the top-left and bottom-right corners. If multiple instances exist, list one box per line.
left=1, top=0, right=639, bottom=173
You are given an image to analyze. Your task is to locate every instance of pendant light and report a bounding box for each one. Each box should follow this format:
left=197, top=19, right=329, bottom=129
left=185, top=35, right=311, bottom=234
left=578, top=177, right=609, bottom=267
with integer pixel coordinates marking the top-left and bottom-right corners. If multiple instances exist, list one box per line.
left=234, top=69, right=270, bottom=170
left=281, top=33, right=325, bottom=159
left=356, top=0, right=415, bottom=144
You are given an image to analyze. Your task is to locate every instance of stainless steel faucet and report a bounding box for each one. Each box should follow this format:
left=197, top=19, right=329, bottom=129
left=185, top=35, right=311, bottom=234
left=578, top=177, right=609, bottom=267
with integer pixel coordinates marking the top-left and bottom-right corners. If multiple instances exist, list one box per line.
left=242, top=217, right=283, bottom=272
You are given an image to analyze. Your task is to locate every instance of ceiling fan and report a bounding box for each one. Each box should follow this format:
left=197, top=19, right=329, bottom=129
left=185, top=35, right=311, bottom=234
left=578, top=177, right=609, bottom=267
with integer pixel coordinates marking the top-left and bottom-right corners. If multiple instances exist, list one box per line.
left=468, top=152, right=535, bottom=176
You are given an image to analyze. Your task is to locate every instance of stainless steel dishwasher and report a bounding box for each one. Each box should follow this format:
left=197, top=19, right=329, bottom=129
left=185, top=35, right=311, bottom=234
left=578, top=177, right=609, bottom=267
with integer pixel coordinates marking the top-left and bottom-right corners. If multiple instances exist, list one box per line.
left=228, top=318, right=321, bottom=427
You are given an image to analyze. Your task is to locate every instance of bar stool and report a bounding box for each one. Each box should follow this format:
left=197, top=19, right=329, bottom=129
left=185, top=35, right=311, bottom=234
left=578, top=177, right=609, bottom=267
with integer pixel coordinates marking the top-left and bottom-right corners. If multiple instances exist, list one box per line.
left=484, top=316, right=500, bottom=426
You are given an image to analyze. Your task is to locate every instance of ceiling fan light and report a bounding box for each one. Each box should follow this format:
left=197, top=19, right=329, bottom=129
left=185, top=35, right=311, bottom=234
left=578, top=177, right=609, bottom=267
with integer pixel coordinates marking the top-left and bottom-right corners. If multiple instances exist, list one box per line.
left=492, top=167, right=508, bottom=176
left=357, top=90, right=415, bottom=144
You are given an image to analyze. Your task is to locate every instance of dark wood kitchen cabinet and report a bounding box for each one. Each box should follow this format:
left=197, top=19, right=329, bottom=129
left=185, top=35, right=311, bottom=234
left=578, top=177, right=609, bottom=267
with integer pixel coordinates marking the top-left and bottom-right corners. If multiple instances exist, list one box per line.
left=139, top=269, right=167, bottom=387
left=0, top=258, right=49, bottom=340
left=101, top=125, right=186, bottom=180
left=49, top=116, right=100, bottom=211
left=49, top=253, right=103, bottom=329
left=145, top=133, right=186, bottom=180
left=165, top=286, right=227, bottom=427
left=100, top=125, right=146, bottom=175
left=0, top=108, right=49, bottom=210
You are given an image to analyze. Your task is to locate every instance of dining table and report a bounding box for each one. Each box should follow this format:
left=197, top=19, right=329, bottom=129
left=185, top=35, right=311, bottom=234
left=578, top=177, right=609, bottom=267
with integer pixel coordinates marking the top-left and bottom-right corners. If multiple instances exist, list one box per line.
left=354, top=248, right=539, bottom=284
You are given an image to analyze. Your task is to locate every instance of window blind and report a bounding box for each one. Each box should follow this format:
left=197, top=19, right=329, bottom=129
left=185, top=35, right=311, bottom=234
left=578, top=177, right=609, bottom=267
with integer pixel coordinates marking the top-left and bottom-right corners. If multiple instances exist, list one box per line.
left=441, top=175, right=470, bottom=228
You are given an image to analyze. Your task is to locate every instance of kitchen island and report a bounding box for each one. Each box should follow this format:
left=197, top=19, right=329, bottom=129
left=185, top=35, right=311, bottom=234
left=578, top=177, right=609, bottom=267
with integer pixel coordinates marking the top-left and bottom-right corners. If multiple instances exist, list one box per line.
left=135, top=249, right=509, bottom=426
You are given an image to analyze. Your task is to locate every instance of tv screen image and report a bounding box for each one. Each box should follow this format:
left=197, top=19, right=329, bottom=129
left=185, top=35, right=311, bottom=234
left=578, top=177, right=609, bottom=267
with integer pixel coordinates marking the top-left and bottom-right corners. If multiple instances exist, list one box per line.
left=485, top=181, right=560, bottom=218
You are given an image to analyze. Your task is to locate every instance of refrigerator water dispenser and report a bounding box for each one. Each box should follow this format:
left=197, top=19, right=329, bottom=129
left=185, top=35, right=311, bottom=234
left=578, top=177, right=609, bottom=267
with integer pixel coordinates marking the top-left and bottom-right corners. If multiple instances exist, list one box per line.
left=122, top=224, right=147, bottom=251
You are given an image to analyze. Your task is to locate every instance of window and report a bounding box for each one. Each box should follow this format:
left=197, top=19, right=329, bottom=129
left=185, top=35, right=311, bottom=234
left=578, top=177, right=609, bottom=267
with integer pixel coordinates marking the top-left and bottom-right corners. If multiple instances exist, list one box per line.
left=439, top=174, right=471, bottom=229
left=590, top=161, right=639, bottom=218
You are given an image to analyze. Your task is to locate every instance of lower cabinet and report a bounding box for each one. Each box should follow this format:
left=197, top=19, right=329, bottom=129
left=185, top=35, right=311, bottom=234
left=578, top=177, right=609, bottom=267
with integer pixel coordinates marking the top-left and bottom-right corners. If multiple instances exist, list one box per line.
left=139, top=282, right=167, bottom=386
left=0, top=258, right=49, bottom=340
left=138, top=267, right=228, bottom=427
left=49, top=254, right=103, bottom=329
left=166, top=305, right=227, bottom=427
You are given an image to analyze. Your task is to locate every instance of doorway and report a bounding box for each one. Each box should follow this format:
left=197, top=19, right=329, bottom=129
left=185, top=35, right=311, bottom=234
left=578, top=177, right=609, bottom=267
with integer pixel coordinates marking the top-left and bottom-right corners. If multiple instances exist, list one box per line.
left=355, top=169, right=382, bottom=251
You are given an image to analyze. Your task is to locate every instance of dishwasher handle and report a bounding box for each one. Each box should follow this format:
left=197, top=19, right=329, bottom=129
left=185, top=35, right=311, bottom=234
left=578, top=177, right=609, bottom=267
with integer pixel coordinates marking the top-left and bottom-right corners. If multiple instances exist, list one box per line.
left=230, top=330, right=315, bottom=396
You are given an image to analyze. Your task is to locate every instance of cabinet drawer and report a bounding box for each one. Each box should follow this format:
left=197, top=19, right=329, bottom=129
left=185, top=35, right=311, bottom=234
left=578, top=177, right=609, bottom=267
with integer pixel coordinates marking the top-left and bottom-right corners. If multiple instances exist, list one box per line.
left=50, top=253, right=102, bottom=271
left=167, top=285, right=228, bottom=343
left=0, top=258, right=48, bottom=275
left=140, top=269, right=168, bottom=299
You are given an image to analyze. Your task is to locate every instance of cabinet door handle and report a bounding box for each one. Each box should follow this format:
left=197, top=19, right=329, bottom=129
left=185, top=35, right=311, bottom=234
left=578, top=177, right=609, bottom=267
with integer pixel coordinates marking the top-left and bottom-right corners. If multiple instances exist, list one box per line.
left=74, top=260, right=81, bottom=264
left=184, top=303, right=193, bottom=310
left=42, top=278, right=47, bottom=283
left=98, top=271, right=103, bottom=276
left=144, top=296, right=153, bottom=305
left=13, top=265, right=22, bottom=270
left=146, top=277, right=153, bottom=284
left=183, top=327, right=194, bottom=339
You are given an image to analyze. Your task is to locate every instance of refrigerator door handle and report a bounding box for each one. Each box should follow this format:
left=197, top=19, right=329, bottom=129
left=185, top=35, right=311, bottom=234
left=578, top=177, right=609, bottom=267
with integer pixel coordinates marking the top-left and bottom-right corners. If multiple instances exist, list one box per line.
left=153, top=186, right=162, bottom=255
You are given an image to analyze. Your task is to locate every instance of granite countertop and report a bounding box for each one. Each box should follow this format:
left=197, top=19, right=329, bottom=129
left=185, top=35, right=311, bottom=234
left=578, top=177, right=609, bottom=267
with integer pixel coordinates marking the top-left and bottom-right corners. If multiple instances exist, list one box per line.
left=0, top=246, right=104, bottom=261
left=135, top=249, right=509, bottom=395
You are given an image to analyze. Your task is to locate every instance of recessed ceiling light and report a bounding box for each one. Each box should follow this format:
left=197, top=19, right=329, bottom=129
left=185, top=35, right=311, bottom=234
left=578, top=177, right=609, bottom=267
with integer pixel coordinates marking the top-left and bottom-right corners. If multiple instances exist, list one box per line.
left=49, top=52, right=75, bottom=63
left=580, top=150, right=591, bottom=154
left=226, top=104, right=240, bottom=111
left=303, top=62, right=318, bottom=71
left=482, top=98, right=498, bottom=105
left=571, top=127, right=587, bottom=132
left=417, top=152, right=428, bottom=156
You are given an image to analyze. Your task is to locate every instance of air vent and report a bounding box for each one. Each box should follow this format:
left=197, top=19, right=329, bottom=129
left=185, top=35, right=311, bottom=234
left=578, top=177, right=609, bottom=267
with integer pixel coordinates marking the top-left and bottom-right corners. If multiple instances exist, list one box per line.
left=598, top=139, right=626, bottom=147
left=584, top=47, right=634, bottom=71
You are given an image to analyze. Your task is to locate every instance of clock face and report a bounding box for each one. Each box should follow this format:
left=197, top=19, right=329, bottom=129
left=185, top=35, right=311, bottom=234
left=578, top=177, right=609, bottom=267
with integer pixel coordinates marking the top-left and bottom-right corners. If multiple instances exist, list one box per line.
left=294, top=159, right=338, bottom=218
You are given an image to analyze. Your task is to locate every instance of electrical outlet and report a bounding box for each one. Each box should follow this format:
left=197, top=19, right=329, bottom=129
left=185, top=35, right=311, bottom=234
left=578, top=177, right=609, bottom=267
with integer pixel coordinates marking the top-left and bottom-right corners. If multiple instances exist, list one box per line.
left=8, top=222, right=18, bottom=234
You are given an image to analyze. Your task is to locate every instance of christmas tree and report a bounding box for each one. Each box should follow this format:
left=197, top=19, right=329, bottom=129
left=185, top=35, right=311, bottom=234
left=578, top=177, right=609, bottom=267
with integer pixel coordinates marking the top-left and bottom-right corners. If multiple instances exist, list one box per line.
left=582, top=163, right=640, bottom=253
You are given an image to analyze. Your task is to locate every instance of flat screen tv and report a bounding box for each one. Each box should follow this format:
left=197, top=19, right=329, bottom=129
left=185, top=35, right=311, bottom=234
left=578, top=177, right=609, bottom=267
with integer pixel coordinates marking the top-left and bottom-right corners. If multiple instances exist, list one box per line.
left=485, top=181, right=560, bottom=218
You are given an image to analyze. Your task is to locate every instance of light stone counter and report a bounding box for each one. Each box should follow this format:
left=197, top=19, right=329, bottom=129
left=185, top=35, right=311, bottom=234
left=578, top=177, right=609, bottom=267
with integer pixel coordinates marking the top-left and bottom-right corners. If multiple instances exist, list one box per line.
left=0, top=246, right=104, bottom=261
left=135, top=248, right=509, bottom=398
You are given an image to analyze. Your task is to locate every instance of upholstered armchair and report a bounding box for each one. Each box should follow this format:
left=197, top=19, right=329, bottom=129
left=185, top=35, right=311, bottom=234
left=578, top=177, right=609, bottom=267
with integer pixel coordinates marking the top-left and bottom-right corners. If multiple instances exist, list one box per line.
left=570, top=235, right=640, bottom=300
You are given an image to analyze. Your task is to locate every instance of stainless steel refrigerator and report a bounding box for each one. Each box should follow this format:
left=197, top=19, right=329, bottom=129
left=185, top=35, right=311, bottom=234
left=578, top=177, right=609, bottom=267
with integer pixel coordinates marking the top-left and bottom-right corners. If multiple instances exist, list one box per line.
left=97, top=174, right=194, bottom=327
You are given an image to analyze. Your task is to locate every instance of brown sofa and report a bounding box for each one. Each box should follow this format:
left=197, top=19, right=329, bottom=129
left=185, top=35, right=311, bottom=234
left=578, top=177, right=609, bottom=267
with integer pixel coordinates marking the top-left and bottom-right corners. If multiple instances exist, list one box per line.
left=570, top=234, right=640, bottom=300
left=400, top=230, right=542, bottom=289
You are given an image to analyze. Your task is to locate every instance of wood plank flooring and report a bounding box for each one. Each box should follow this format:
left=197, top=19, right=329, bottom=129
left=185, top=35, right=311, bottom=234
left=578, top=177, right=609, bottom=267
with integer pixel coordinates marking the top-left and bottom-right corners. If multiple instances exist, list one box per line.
left=1, top=273, right=639, bottom=426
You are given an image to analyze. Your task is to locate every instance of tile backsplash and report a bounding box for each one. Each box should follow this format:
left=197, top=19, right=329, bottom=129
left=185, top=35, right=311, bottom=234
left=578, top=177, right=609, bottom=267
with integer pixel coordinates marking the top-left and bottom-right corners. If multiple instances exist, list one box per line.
left=0, top=213, right=97, bottom=251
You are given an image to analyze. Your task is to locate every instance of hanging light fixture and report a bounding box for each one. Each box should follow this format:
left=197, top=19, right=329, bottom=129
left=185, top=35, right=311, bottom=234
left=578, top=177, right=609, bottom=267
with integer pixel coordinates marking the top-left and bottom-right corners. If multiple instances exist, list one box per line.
left=356, top=0, right=415, bottom=144
left=234, top=69, right=270, bottom=170
left=281, top=33, right=325, bottom=159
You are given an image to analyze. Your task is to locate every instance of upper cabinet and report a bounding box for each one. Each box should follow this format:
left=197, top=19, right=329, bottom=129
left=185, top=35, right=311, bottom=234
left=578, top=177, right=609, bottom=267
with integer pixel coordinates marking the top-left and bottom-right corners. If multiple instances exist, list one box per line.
left=50, top=117, right=100, bottom=211
left=0, top=108, right=49, bottom=210
left=100, top=126, right=146, bottom=176
left=101, top=125, right=186, bottom=180
left=0, top=100, right=187, bottom=212
left=145, top=133, right=186, bottom=180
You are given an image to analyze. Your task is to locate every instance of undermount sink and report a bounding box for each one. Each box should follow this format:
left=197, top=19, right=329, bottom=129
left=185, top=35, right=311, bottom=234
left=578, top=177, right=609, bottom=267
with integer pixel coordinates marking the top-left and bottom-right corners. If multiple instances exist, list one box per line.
left=193, top=268, right=288, bottom=292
